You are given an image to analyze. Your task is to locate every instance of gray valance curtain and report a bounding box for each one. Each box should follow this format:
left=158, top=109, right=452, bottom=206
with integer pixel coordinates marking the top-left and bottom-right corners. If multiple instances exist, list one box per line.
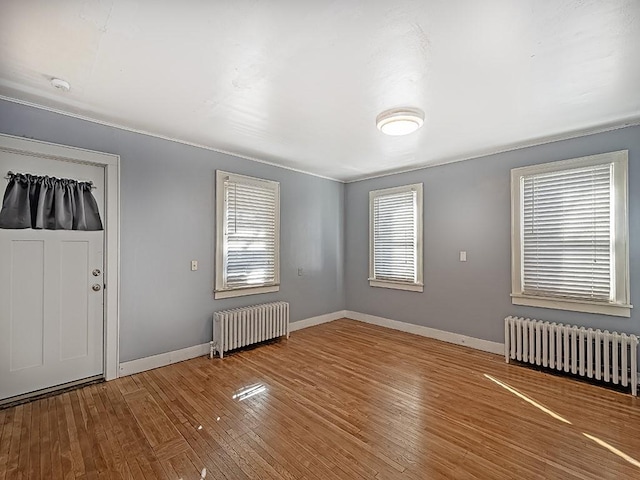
left=0, top=172, right=103, bottom=230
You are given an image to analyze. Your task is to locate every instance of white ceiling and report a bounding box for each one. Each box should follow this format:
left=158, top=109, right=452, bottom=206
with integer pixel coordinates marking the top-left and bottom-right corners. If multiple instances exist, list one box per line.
left=1, top=1, right=639, bottom=182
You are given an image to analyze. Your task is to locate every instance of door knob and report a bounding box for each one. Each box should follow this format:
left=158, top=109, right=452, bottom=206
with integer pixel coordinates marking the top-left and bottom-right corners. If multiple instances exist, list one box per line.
left=92, top=284, right=102, bottom=292
left=92, top=269, right=101, bottom=276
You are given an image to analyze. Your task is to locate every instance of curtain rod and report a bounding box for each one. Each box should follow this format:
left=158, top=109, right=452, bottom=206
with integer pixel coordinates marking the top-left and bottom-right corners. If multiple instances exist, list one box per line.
left=4, top=171, right=96, bottom=188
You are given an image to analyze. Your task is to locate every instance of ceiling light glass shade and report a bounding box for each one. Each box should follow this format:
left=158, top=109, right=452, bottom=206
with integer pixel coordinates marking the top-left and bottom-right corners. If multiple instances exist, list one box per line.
left=376, top=108, right=425, bottom=136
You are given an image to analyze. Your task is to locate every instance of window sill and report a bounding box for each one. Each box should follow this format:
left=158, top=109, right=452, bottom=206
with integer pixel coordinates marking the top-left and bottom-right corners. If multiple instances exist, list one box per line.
left=369, top=280, right=423, bottom=292
left=215, top=285, right=279, bottom=299
left=511, top=294, right=632, bottom=318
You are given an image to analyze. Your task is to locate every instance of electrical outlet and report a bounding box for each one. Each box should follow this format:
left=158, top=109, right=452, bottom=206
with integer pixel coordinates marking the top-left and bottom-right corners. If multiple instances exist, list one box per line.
left=459, top=251, right=467, bottom=262
left=191, top=260, right=198, bottom=271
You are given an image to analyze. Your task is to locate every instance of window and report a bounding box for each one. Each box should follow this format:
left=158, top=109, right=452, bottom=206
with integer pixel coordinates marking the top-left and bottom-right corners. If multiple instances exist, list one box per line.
left=215, top=171, right=280, bottom=299
left=369, top=183, right=423, bottom=292
left=510, top=151, right=630, bottom=317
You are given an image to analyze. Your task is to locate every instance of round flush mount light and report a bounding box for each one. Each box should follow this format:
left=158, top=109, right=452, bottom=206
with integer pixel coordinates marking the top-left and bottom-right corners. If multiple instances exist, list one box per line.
left=50, top=78, right=71, bottom=92
left=376, top=107, right=425, bottom=136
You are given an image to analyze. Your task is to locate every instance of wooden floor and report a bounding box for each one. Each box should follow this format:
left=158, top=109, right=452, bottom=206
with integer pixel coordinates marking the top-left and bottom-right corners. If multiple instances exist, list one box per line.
left=1, top=319, right=639, bottom=479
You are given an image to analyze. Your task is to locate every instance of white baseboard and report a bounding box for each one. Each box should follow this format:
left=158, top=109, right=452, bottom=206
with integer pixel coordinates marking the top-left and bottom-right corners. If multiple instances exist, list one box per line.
left=345, top=310, right=504, bottom=355
left=289, top=310, right=347, bottom=332
left=119, top=343, right=211, bottom=377
left=118, top=310, right=348, bottom=377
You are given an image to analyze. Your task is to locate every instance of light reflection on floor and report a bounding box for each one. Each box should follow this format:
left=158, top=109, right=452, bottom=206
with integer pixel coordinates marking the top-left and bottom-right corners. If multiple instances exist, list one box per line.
left=582, top=433, right=640, bottom=469
left=484, top=373, right=640, bottom=469
left=483, top=374, right=571, bottom=424
left=232, top=383, right=267, bottom=401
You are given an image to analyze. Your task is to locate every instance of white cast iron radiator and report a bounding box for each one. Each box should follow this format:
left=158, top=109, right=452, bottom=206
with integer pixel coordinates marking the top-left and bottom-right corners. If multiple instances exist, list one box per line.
left=504, top=316, right=638, bottom=396
left=210, top=302, right=289, bottom=359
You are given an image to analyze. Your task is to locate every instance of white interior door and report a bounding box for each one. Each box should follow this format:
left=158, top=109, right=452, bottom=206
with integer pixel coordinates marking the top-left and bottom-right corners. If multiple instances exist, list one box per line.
left=0, top=150, right=105, bottom=402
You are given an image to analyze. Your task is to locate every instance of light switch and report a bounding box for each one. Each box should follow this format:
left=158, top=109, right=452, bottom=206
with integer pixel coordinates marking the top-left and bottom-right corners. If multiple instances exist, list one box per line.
left=297, top=267, right=304, bottom=276
left=459, top=251, right=467, bottom=262
left=191, top=260, right=198, bottom=271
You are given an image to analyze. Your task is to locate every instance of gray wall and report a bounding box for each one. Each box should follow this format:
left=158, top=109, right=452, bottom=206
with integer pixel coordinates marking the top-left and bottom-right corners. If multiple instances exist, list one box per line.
left=0, top=100, right=345, bottom=362
left=2, top=97, right=637, bottom=368
left=345, top=125, right=640, bottom=346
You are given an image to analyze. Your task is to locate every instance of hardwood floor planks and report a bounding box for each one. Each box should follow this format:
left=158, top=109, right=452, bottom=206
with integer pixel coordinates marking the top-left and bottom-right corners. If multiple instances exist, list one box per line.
left=27, top=399, right=41, bottom=479
left=0, top=319, right=638, bottom=479
left=39, top=398, right=52, bottom=479
left=16, top=403, right=31, bottom=478
left=0, top=407, right=12, bottom=480
left=53, top=395, right=73, bottom=480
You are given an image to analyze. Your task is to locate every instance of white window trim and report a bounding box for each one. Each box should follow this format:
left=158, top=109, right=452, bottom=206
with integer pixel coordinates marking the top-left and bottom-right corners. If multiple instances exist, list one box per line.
left=215, top=170, right=280, bottom=300
left=510, top=150, right=631, bottom=317
left=369, top=183, right=424, bottom=292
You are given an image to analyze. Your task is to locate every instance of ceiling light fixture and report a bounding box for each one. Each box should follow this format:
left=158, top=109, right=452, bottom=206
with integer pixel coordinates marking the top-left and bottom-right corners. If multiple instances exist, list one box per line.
left=50, top=78, right=71, bottom=92
left=376, top=107, right=424, bottom=136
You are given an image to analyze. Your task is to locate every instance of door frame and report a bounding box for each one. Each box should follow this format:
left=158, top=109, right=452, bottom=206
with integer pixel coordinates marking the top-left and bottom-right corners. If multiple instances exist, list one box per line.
left=0, top=133, right=120, bottom=381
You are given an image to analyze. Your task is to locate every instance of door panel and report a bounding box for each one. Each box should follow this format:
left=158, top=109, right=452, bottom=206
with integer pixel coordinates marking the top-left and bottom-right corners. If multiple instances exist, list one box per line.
left=60, top=240, right=90, bottom=361
left=9, top=240, right=45, bottom=372
left=0, top=151, right=105, bottom=401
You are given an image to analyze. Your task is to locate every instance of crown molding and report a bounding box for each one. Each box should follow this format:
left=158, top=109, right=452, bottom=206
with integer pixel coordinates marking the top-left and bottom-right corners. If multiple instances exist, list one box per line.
left=3, top=95, right=638, bottom=186
left=345, top=118, right=640, bottom=183
left=0, top=95, right=344, bottom=183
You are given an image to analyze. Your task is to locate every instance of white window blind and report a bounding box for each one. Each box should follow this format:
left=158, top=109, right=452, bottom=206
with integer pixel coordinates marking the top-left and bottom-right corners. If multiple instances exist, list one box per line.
left=215, top=171, right=280, bottom=299
left=522, top=164, right=612, bottom=301
left=510, top=150, right=630, bottom=317
left=369, top=183, right=423, bottom=292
